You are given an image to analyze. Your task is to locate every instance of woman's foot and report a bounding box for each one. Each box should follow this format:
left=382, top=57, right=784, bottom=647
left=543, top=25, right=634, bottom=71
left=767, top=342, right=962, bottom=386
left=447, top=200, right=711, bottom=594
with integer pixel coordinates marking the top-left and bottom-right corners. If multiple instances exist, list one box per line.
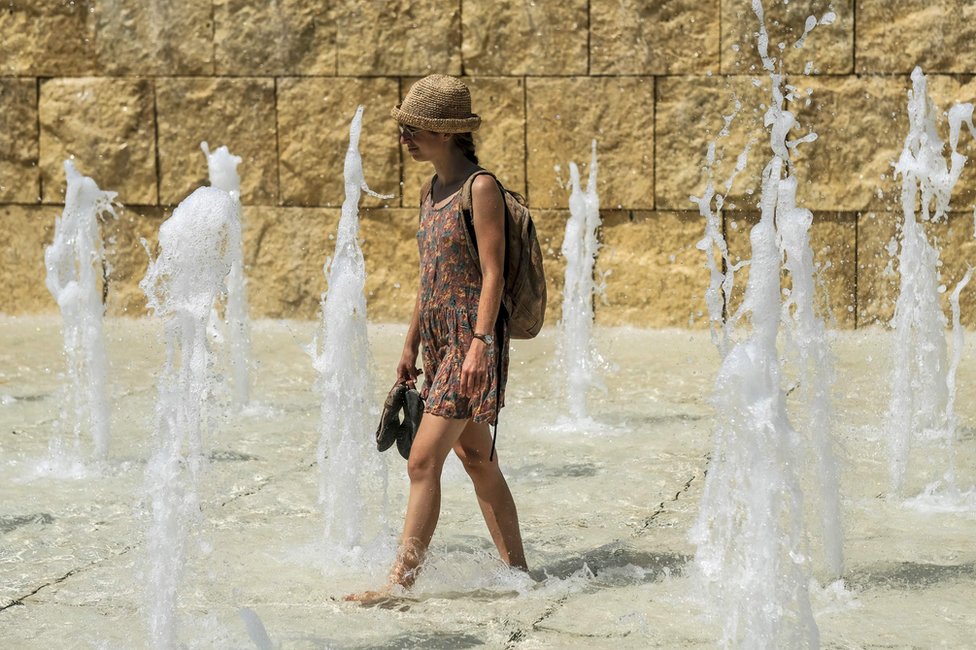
left=344, top=539, right=425, bottom=605
left=343, top=587, right=396, bottom=606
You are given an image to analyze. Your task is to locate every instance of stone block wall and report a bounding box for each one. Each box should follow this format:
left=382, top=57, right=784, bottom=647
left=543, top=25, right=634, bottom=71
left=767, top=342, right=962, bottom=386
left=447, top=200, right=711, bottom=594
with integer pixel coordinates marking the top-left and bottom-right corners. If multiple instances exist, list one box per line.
left=2, top=1, right=976, bottom=327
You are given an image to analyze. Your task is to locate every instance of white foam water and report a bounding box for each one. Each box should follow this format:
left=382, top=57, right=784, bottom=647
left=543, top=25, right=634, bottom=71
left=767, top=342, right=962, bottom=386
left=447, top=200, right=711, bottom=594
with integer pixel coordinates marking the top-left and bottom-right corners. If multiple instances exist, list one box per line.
left=690, top=1, right=835, bottom=646
left=139, top=186, right=239, bottom=648
left=778, top=174, right=844, bottom=578
left=314, top=106, right=393, bottom=557
left=201, top=142, right=252, bottom=410
left=886, top=68, right=975, bottom=495
left=558, top=140, right=603, bottom=422
left=691, top=100, right=751, bottom=357
left=44, top=160, right=117, bottom=461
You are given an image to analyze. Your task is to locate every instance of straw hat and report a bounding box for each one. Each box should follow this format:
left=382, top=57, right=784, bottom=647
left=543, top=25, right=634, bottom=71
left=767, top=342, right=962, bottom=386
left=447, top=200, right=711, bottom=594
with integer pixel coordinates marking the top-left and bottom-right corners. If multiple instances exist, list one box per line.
left=391, top=75, right=481, bottom=133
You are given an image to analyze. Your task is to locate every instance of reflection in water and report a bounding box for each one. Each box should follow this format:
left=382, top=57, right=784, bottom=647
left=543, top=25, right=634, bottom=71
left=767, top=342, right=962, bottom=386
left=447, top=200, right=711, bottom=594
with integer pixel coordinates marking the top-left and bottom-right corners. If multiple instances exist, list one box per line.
left=847, top=562, right=976, bottom=590
left=0, top=513, right=55, bottom=534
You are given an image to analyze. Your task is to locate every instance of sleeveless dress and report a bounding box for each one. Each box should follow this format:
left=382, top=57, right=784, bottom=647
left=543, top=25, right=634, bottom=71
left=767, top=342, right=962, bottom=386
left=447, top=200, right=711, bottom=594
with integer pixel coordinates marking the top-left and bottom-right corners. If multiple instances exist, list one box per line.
left=417, top=184, right=509, bottom=423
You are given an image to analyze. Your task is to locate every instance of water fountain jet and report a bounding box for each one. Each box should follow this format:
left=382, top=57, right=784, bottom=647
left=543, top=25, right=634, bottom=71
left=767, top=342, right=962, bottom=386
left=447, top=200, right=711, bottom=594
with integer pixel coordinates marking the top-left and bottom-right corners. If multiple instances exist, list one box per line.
left=558, top=141, right=602, bottom=422
left=44, top=160, right=117, bottom=462
left=314, top=106, right=393, bottom=555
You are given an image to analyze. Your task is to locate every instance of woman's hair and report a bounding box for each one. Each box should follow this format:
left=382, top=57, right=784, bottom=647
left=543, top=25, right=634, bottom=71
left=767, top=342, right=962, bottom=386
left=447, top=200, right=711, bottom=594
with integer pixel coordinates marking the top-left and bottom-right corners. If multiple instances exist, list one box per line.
left=454, top=132, right=479, bottom=165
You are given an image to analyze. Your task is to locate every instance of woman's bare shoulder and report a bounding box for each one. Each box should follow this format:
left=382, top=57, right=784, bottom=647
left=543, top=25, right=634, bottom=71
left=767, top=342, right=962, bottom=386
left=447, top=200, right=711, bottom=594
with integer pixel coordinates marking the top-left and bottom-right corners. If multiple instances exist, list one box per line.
left=471, top=172, right=502, bottom=202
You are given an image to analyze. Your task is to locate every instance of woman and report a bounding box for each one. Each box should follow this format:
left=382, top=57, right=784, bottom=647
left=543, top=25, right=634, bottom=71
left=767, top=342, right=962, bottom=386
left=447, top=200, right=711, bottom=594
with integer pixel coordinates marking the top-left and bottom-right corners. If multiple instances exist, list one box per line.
left=347, top=75, right=527, bottom=603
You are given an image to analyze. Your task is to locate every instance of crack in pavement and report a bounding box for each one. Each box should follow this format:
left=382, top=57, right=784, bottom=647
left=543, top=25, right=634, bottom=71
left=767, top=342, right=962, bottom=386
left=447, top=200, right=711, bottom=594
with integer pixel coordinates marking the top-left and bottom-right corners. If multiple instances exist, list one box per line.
left=632, top=467, right=702, bottom=538
left=0, top=545, right=135, bottom=612
left=1, top=457, right=309, bottom=613
left=505, top=595, right=569, bottom=648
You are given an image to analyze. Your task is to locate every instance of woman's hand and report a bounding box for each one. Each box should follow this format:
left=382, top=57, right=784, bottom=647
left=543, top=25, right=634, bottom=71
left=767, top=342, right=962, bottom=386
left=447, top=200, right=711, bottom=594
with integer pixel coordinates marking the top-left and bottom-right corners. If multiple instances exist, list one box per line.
left=460, top=339, right=491, bottom=398
left=397, top=348, right=421, bottom=387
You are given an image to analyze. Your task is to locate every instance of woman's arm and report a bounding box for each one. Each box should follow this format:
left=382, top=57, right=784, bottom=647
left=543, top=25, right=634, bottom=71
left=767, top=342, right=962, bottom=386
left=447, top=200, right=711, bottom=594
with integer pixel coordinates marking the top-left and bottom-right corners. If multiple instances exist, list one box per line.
left=461, top=174, right=505, bottom=398
left=397, top=285, right=423, bottom=386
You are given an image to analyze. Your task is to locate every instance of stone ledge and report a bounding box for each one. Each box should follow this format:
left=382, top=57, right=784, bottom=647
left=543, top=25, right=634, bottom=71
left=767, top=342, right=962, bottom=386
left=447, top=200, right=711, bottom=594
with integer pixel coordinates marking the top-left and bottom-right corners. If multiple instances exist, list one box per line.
left=0, top=205, right=56, bottom=315
left=595, top=211, right=710, bottom=328
left=242, top=206, right=339, bottom=320
left=858, top=211, right=976, bottom=328
left=724, top=211, right=857, bottom=329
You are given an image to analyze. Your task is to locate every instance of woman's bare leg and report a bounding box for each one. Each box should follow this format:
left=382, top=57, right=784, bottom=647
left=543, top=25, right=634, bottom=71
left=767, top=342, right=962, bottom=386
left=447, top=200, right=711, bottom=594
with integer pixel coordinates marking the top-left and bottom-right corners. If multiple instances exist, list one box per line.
left=346, top=413, right=467, bottom=602
left=454, top=420, right=527, bottom=570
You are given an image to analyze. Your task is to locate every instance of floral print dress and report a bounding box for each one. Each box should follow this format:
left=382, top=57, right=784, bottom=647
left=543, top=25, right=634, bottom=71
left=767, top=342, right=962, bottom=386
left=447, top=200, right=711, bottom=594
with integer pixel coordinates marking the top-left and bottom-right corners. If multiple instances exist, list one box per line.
left=417, top=184, right=508, bottom=423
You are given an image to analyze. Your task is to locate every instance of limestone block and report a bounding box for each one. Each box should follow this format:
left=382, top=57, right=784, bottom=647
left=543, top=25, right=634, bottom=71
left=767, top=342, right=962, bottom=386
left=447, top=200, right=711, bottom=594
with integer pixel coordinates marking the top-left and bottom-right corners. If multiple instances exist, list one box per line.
left=789, top=75, right=906, bottom=212
left=335, top=0, right=461, bottom=75
left=527, top=77, right=654, bottom=210
left=725, top=212, right=857, bottom=329
left=214, top=0, right=335, bottom=75
left=462, top=0, right=587, bottom=75
left=94, top=0, right=213, bottom=75
left=103, top=206, right=166, bottom=317
left=594, top=211, right=711, bottom=328
left=39, top=78, right=156, bottom=206
left=590, top=0, right=720, bottom=75
left=856, top=211, right=897, bottom=327
left=937, top=213, right=976, bottom=327
left=655, top=75, right=768, bottom=212
left=0, top=205, right=56, bottom=314
left=533, top=209, right=570, bottom=326
left=721, top=0, right=854, bottom=75
left=0, top=1, right=96, bottom=75
left=859, top=211, right=976, bottom=327
left=278, top=78, right=400, bottom=208
left=402, top=77, right=526, bottom=207
left=156, top=78, right=277, bottom=206
left=857, top=0, right=976, bottom=74
left=360, top=209, right=421, bottom=323
left=0, top=79, right=39, bottom=203
left=242, top=206, right=340, bottom=319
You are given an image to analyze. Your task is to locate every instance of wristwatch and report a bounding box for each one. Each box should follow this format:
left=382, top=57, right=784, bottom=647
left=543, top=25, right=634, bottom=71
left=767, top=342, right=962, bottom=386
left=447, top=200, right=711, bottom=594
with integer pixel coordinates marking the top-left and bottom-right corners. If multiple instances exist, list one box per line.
left=472, top=332, right=494, bottom=346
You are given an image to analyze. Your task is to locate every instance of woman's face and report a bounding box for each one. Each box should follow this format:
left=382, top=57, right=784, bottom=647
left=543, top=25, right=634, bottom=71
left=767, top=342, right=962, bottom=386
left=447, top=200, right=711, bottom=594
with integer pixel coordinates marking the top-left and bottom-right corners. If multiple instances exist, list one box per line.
left=398, top=124, right=445, bottom=162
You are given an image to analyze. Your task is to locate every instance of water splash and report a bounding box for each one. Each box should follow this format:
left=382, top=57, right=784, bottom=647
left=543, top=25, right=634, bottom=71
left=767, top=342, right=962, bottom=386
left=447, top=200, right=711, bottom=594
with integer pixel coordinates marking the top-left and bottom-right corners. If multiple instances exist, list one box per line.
left=44, top=160, right=117, bottom=461
left=690, top=2, right=829, bottom=646
left=201, top=142, right=252, bottom=410
left=140, top=186, right=238, bottom=648
left=314, top=106, right=392, bottom=555
left=558, top=141, right=602, bottom=421
left=691, top=100, right=752, bottom=356
left=904, top=267, right=976, bottom=512
left=886, top=68, right=975, bottom=495
left=778, top=176, right=844, bottom=578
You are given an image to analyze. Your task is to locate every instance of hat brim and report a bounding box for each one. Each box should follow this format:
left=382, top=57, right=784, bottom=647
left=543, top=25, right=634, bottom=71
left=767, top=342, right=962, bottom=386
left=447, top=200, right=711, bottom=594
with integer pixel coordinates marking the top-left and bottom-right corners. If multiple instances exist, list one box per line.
left=391, top=105, right=481, bottom=133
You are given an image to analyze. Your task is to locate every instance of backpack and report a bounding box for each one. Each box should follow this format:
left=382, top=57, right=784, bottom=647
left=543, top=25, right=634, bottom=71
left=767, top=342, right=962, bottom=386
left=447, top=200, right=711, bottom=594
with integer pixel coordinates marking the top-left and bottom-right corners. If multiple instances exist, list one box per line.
left=422, top=170, right=547, bottom=339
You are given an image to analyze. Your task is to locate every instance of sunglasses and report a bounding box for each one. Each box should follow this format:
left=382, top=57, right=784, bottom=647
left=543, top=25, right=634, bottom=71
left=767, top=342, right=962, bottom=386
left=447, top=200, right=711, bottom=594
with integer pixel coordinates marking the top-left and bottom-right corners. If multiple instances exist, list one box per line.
left=397, top=123, right=422, bottom=139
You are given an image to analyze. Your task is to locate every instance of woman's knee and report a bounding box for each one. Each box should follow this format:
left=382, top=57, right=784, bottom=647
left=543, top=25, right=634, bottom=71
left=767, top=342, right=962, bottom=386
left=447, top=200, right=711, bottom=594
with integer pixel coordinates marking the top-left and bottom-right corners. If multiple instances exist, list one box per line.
left=456, top=444, right=498, bottom=478
left=407, top=450, right=442, bottom=484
